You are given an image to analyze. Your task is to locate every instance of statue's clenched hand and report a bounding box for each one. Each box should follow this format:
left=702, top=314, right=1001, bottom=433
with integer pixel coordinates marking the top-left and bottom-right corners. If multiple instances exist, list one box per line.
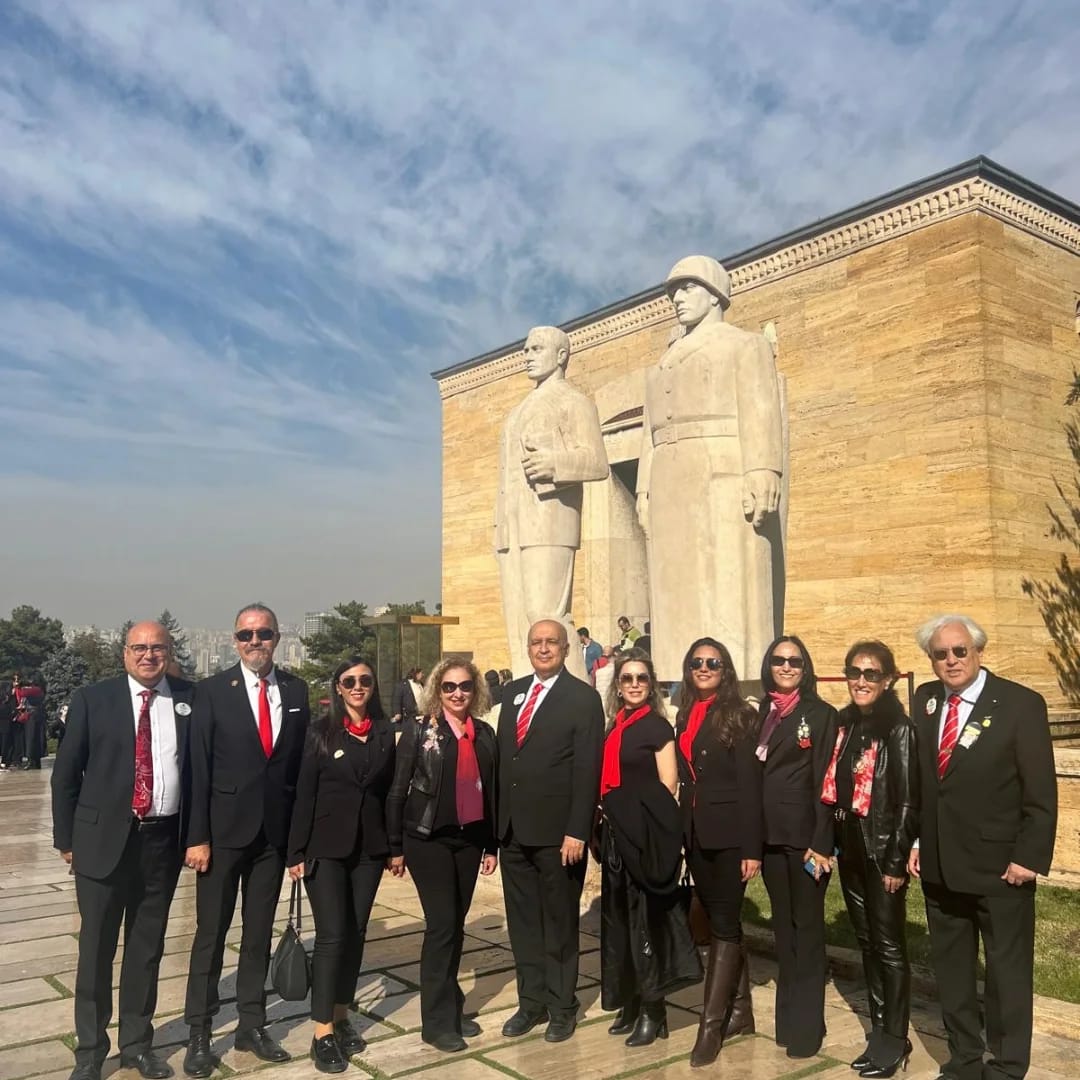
left=742, top=469, right=781, bottom=528
left=521, top=440, right=556, bottom=484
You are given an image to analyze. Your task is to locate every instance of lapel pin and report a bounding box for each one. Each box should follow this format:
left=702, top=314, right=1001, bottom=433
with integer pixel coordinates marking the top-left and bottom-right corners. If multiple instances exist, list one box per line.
left=230, top=679, right=239, bottom=687
left=513, top=692, right=526, bottom=706
left=175, top=702, right=191, bottom=716
left=333, top=749, right=345, bottom=759
left=982, top=717, right=992, bottom=727
left=925, top=697, right=937, bottom=715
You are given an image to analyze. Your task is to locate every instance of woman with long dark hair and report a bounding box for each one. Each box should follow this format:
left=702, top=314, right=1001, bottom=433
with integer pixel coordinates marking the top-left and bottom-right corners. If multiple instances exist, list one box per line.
left=287, top=656, right=397, bottom=1073
left=822, top=641, right=918, bottom=1077
left=757, top=634, right=838, bottom=1059
left=675, top=638, right=762, bottom=1067
left=599, top=648, right=701, bottom=1048
left=386, top=657, right=498, bottom=1053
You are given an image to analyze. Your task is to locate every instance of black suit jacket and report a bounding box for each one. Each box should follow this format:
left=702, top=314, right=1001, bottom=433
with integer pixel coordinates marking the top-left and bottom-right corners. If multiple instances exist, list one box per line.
left=760, top=695, right=838, bottom=854
left=51, top=674, right=195, bottom=879
left=496, top=669, right=604, bottom=847
left=287, top=719, right=396, bottom=865
left=187, top=663, right=310, bottom=851
left=913, top=670, right=1057, bottom=896
left=676, top=721, right=764, bottom=860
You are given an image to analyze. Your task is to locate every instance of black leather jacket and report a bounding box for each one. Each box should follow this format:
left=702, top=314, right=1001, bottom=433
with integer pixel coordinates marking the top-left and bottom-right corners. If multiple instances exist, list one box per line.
left=834, top=696, right=920, bottom=878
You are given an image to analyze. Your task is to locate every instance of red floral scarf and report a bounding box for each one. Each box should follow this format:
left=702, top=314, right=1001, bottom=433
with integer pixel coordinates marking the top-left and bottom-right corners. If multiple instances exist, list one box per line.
left=821, top=727, right=878, bottom=817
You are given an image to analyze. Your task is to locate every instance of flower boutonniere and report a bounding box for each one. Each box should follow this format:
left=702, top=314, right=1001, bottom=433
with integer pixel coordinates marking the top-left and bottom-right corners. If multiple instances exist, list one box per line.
left=796, top=719, right=811, bottom=750
left=421, top=718, right=441, bottom=753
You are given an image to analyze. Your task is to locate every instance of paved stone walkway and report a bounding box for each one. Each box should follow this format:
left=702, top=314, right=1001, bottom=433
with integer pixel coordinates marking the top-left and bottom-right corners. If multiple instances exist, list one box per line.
left=2, top=765, right=1077, bottom=1080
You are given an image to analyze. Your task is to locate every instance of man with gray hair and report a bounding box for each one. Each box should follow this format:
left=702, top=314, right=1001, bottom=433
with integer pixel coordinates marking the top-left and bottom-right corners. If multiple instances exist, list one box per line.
left=907, top=614, right=1056, bottom=1080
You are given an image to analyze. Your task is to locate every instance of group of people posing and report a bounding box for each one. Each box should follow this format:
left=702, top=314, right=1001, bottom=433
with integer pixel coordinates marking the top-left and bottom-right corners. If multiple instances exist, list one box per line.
left=52, top=606, right=1057, bottom=1080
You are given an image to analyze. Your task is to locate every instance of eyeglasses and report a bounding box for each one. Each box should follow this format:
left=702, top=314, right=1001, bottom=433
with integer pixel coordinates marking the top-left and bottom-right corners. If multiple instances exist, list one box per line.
left=931, top=646, right=969, bottom=661
left=339, top=674, right=374, bottom=690
left=126, top=644, right=169, bottom=657
left=769, top=655, right=805, bottom=669
left=235, top=628, right=276, bottom=643
left=618, top=673, right=651, bottom=686
left=844, top=666, right=887, bottom=683
left=441, top=680, right=475, bottom=694
left=689, top=657, right=723, bottom=672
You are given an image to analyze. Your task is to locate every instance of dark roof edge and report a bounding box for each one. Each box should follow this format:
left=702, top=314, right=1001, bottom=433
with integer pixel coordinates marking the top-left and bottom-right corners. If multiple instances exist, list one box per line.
left=431, top=156, right=1080, bottom=382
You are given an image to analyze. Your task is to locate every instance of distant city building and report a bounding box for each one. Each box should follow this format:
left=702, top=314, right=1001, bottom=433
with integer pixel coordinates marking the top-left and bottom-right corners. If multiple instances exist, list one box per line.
left=304, top=611, right=330, bottom=639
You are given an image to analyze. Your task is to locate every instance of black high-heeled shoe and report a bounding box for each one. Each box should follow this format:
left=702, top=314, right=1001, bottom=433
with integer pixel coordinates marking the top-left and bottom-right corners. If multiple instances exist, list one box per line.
left=850, top=1045, right=873, bottom=1070
left=625, top=1002, right=668, bottom=1047
left=859, top=1038, right=913, bottom=1078
left=608, top=999, right=640, bottom=1036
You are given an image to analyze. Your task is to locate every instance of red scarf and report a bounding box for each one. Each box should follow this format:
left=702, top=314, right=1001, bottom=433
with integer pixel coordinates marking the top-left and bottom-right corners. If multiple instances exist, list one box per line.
left=446, top=712, right=484, bottom=825
left=601, top=705, right=651, bottom=796
left=822, top=727, right=878, bottom=817
left=756, top=689, right=800, bottom=761
left=344, top=714, right=371, bottom=738
left=677, top=695, right=716, bottom=781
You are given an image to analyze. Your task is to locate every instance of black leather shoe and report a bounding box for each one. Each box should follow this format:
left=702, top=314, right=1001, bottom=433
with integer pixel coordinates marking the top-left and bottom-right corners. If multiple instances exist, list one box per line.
left=851, top=1046, right=873, bottom=1070
left=422, top=1032, right=467, bottom=1052
left=608, top=999, right=640, bottom=1035
left=625, top=1003, right=667, bottom=1048
left=183, top=1029, right=216, bottom=1078
left=859, top=1038, right=913, bottom=1078
left=309, top=1035, right=347, bottom=1074
left=460, top=1018, right=482, bottom=1037
left=544, top=1017, right=577, bottom=1043
left=68, top=1065, right=101, bottom=1080
left=501, top=1009, right=547, bottom=1037
left=120, top=1050, right=173, bottom=1079
left=234, top=1027, right=290, bottom=1063
left=333, top=1019, right=366, bottom=1056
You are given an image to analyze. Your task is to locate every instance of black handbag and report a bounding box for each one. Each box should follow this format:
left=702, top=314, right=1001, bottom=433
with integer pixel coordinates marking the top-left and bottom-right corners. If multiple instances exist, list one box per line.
left=270, top=880, right=311, bottom=1001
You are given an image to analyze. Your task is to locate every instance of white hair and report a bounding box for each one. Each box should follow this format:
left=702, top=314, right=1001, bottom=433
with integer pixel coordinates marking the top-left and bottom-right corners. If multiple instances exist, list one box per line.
left=914, top=614, right=988, bottom=654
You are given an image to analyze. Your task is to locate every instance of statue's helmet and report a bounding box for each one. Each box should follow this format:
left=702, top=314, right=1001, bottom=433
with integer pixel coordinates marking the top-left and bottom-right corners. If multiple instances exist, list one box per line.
left=665, top=255, right=731, bottom=310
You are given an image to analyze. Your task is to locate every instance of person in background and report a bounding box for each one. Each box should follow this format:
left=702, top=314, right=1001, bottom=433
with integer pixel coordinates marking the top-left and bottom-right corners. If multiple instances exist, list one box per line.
left=636, top=622, right=652, bottom=656
left=387, top=658, right=498, bottom=1053
left=499, top=669, right=513, bottom=687
left=287, top=655, right=396, bottom=1073
left=594, top=646, right=616, bottom=704
left=391, top=668, right=424, bottom=726
left=17, top=672, right=47, bottom=769
left=484, top=669, right=503, bottom=709
left=616, top=616, right=641, bottom=651
left=908, top=615, right=1057, bottom=1080
left=757, top=635, right=838, bottom=1059
left=577, top=628, right=603, bottom=679
left=823, top=641, right=918, bottom=1078
left=0, top=680, right=15, bottom=769
left=675, top=637, right=762, bottom=1067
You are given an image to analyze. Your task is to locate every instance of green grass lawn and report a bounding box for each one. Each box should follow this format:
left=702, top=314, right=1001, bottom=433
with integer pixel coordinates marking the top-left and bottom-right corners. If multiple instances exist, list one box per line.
left=742, top=874, right=1080, bottom=1003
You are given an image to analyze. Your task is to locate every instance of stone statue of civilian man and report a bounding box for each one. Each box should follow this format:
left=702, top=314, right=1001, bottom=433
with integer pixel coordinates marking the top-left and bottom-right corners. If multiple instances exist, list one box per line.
left=495, top=326, right=608, bottom=679
left=636, top=255, right=786, bottom=682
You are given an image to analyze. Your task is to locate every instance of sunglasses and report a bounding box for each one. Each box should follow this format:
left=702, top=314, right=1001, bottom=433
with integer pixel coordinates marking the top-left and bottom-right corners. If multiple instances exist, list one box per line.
left=441, top=680, right=475, bottom=694
left=931, top=646, right=969, bottom=661
left=339, top=674, right=374, bottom=690
left=618, top=672, right=651, bottom=686
left=769, top=655, right=805, bottom=669
left=689, top=657, right=723, bottom=672
left=844, top=666, right=887, bottom=683
left=235, top=628, right=276, bottom=643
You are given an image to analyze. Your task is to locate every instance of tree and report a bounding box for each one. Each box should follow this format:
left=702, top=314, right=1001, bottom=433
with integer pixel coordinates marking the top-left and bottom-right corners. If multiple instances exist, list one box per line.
left=298, top=601, right=377, bottom=705
left=111, top=620, right=134, bottom=674
left=0, top=605, right=65, bottom=675
left=159, top=609, right=195, bottom=677
left=381, top=601, right=428, bottom=616
left=40, top=645, right=90, bottom=724
left=69, top=629, right=119, bottom=683
left=1023, top=369, right=1080, bottom=703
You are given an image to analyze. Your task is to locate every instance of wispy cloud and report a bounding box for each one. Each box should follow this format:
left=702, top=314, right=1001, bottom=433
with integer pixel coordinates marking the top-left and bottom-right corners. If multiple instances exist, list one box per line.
left=1, top=0, right=1078, bottom=625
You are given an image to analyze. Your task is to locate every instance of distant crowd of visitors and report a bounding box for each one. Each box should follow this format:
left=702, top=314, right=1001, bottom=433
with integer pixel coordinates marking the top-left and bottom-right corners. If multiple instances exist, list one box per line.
left=0, top=671, right=50, bottom=769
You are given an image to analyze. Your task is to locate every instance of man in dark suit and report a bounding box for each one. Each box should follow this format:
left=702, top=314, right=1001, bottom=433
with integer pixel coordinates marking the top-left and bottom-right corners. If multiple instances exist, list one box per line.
left=908, top=614, right=1057, bottom=1080
left=52, top=621, right=194, bottom=1080
left=497, top=618, right=604, bottom=1043
left=182, top=604, right=309, bottom=1077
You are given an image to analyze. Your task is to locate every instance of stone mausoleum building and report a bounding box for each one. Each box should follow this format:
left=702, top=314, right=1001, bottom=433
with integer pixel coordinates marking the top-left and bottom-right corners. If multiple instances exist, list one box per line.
left=432, top=158, right=1080, bottom=708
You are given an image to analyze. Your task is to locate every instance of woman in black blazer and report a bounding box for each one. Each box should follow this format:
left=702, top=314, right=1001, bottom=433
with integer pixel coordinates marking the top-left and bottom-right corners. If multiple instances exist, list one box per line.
left=675, top=637, right=763, bottom=1067
left=287, top=655, right=396, bottom=1074
left=386, top=657, right=498, bottom=1054
left=757, top=634, right=839, bottom=1059
left=824, top=641, right=918, bottom=1078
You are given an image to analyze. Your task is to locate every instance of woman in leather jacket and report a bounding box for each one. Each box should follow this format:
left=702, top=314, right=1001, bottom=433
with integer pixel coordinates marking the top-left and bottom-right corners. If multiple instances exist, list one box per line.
left=386, top=658, right=498, bottom=1054
left=822, top=640, right=919, bottom=1078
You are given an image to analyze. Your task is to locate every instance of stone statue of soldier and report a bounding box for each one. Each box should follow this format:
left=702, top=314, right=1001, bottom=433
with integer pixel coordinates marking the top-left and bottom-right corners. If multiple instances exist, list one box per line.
left=637, top=256, right=786, bottom=682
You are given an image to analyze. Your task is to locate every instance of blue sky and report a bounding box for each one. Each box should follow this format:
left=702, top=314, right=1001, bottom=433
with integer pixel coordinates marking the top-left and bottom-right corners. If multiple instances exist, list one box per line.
left=2, top=1, right=1078, bottom=628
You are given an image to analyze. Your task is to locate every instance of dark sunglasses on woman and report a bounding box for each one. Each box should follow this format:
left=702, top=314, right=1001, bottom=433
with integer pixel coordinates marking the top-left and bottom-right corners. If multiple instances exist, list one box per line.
left=769, top=654, right=804, bottom=669
left=339, top=674, right=374, bottom=690
left=441, top=680, right=475, bottom=694
left=689, top=657, right=723, bottom=671
left=844, top=666, right=886, bottom=683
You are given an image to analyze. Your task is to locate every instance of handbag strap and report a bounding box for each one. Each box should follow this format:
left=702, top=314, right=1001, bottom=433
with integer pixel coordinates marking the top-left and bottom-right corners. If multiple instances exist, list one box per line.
left=288, top=879, right=303, bottom=933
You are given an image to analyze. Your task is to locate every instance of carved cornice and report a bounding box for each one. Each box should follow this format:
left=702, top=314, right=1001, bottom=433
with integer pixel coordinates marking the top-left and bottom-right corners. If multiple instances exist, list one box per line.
left=437, top=175, right=1080, bottom=401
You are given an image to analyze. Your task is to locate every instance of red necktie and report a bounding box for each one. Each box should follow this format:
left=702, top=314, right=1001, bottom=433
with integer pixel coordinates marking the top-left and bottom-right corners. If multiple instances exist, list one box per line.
left=258, top=678, right=273, bottom=758
left=132, top=689, right=155, bottom=818
left=937, top=693, right=962, bottom=779
left=516, top=683, right=544, bottom=748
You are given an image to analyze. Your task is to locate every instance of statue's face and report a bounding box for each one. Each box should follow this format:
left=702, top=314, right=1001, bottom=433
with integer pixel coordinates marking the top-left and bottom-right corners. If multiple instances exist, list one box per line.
left=523, top=331, right=562, bottom=383
left=669, top=280, right=717, bottom=327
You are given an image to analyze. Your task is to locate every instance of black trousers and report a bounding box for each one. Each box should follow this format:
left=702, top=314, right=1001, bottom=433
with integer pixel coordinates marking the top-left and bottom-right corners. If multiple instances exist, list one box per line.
left=8, top=721, right=25, bottom=764
left=836, top=814, right=910, bottom=1058
left=687, top=843, right=746, bottom=943
left=73, top=819, right=182, bottom=1067
left=500, top=835, right=586, bottom=1022
left=26, top=711, right=46, bottom=766
left=922, top=880, right=1035, bottom=1080
left=184, top=833, right=285, bottom=1031
left=0, top=718, right=11, bottom=765
left=304, top=852, right=384, bottom=1023
left=404, top=828, right=483, bottom=1038
left=762, top=844, right=828, bottom=1056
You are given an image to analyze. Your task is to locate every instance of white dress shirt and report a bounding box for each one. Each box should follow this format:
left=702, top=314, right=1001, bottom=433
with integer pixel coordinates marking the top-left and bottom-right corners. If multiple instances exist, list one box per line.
left=128, top=674, right=180, bottom=817
left=520, top=670, right=562, bottom=732
left=242, top=665, right=283, bottom=748
left=936, top=667, right=988, bottom=746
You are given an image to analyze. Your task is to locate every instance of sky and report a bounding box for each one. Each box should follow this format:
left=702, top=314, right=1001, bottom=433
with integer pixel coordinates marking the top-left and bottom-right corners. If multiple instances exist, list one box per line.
left=2, top=1, right=1079, bottom=630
